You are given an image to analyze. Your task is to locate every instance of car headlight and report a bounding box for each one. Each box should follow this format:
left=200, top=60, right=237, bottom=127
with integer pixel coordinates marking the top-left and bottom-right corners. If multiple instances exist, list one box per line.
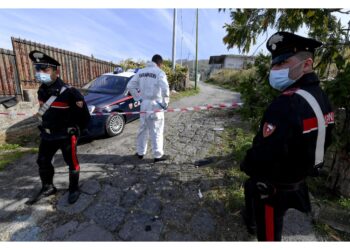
left=88, top=105, right=95, bottom=114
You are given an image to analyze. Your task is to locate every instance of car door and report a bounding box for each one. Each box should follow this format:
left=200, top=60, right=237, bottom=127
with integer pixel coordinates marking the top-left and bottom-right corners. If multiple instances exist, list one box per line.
left=124, top=77, right=141, bottom=121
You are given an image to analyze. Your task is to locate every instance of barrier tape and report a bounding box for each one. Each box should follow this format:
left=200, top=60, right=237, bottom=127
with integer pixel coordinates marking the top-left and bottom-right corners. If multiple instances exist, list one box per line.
left=0, top=102, right=243, bottom=118
left=0, top=111, right=29, bottom=117
left=92, top=102, right=243, bottom=116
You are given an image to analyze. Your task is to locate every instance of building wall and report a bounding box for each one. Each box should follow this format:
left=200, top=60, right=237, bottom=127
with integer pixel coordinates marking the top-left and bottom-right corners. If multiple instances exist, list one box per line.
left=223, top=57, right=254, bottom=69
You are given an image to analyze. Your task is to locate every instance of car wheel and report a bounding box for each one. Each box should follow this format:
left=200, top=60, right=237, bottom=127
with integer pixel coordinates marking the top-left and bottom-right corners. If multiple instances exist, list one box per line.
left=105, top=114, right=125, bottom=137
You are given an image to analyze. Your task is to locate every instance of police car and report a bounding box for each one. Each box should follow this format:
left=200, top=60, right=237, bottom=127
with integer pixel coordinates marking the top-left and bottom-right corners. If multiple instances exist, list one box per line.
left=83, top=70, right=140, bottom=137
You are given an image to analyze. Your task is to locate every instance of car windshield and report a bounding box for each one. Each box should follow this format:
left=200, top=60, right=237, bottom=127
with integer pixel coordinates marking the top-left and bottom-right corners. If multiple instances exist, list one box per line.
left=88, top=75, right=130, bottom=94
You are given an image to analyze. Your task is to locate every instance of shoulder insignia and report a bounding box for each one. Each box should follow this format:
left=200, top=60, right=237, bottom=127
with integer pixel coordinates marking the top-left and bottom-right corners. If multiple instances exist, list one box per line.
left=76, top=101, right=84, bottom=108
left=263, top=122, right=276, bottom=138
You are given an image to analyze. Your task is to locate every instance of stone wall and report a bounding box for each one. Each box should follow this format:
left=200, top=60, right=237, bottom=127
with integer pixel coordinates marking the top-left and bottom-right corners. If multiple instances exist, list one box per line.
left=0, top=89, right=39, bottom=144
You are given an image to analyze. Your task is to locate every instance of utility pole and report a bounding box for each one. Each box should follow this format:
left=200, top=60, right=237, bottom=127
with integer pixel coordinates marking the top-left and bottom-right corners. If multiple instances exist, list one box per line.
left=347, top=20, right=350, bottom=43
left=194, top=9, right=199, bottom=90
left=172, top=9, right=177, bottom=72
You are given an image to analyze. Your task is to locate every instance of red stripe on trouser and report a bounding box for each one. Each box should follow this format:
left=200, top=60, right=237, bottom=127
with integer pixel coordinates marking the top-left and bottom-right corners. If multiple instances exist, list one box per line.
left=265, top=204, right=274, bottom=241
left=70, top=135, right=80, bottom=171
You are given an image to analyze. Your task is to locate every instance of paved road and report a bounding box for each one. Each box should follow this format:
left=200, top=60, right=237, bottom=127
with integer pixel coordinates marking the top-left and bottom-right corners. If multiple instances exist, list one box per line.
left=0, top=82, right=318, bottom=241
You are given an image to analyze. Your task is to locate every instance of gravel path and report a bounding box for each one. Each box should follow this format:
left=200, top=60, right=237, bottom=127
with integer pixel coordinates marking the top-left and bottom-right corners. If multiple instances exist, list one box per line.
left=0, top=82, right=319, bottom=241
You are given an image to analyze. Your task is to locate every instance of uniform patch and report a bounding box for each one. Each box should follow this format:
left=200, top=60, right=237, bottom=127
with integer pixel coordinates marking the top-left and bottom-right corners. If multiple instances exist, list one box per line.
left=129, top=103, right=133, bottom=109
left=263, top=122, right=276, bottom=137
left=76, top=101, right=84, bottom=108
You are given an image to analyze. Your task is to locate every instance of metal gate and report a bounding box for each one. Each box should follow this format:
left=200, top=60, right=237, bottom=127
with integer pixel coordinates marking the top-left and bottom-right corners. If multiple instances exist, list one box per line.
left=11, top=37, right=117, bottom=90
left=0, top=49, right=21, bottom=97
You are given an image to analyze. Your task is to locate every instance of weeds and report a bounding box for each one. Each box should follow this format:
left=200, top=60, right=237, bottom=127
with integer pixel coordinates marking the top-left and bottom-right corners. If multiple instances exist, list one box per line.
left=338, top=197, right=350, bottom=210
left=0, top=143, right=20, bottom=151
left=0, top=143, right=38, bottom=171
left=217, top=127, right=254, bottom=163
left=205, top=123, right=252, bottom=213
left=314, top=222, right=350, bottom=241
left=170, top=86, right=200, bottom=102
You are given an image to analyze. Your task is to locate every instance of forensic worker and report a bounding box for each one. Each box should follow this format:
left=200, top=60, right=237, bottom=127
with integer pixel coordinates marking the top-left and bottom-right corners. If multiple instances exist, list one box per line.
left=240, top=32, right=334, bottom=241
left=26, top=50, right=90, bottom=205
left=127, top=54, right=170, bottom=163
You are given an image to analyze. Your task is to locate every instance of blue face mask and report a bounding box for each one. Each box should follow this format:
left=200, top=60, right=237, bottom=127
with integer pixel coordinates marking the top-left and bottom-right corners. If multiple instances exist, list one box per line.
left=35, top=72, right=53, bottom=85
left=269, top=61, right=304, bottom=91
left=269, top=68, right=296, bottom=91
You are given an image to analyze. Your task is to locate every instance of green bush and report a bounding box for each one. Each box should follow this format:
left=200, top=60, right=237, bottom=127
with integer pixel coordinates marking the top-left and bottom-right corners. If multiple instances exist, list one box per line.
left=119, top=59, right=188, bottom=91
left=119, top=59, right=145, bottom=71
left=162, top=61, right=189, bottom=91
left=207, top=54, right=278, bottom=131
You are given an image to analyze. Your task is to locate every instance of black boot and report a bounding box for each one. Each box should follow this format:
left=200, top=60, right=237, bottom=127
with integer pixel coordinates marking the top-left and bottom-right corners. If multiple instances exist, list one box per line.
left=154, top=155, right=170, bottom=163
left=68, top=170, right=80, bottom=204
left=26, top=184, right=57, bottom=205
left=68, top=190, right=81, bottom=204
left=135, top=153, right=144, bottom=159
left=242, top=179, right=257, bottom=235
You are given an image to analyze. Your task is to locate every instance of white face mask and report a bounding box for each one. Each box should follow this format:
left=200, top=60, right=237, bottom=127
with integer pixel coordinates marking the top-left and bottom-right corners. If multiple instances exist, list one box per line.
left=269, top=61, right=304, bottom=91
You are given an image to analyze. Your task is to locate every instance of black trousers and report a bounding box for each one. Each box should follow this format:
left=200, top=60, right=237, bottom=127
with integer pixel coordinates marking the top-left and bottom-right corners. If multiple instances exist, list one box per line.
left=244, top=178, right=311, bottom=241
left=36, top=135, right=80, bottom=191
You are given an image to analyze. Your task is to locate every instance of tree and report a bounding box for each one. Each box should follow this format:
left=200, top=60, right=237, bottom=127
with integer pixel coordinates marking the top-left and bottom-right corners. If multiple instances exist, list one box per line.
left=222, top=9, right=350, bottom=197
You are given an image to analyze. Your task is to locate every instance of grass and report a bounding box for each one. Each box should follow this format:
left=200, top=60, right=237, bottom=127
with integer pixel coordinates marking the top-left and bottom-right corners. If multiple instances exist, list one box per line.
left=338, top=197, right=350, bottom=210
left=170, top=86, right=200, bottom=102
left=307, top=175, right=350, bottom=210
left=205, top=116, right=350, bottom=239
left=203, top=120, right=252, bottom=213
left=314, top=222, right=350, bottom=241
left=206, top=79, right=237, bottom=92
left=214, top=127, right=254, bottom=163
left=205, top=68, right=256, bottom=92
left=0, top=143, right=20, bottom=151
left=204, top=166, right=247, bottom=213
left=0, top=143, right=38, bottom=171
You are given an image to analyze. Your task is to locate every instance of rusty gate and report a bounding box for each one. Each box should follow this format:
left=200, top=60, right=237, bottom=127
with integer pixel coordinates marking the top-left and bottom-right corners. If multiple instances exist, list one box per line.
left=11, top=37, right=117, bottom=91
left=0, top=49, right=21, bottom=97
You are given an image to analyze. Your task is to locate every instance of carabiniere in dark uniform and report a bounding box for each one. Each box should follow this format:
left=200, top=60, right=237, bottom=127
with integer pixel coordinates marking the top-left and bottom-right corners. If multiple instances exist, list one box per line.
left=27, top=50, right=90, bottom=205
left=240, top=32, right=334, bottom=241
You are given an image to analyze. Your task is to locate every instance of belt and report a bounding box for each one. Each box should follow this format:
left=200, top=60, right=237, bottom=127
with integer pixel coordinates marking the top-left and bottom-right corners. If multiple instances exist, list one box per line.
left=40, top=126, right=67, bottom=135
left=273, top=180, right=305, bottom=191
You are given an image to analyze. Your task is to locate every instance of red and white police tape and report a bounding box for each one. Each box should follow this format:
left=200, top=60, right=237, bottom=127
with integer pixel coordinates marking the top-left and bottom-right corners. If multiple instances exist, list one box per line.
left=0, top=101, right=243, bottom=118
left=93, top=101, right=243, bottom=116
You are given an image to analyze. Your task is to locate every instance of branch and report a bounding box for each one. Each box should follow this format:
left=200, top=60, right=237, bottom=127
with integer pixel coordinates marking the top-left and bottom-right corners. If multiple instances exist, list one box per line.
left=337, top=10, right=350, bottom=14
left=328, top=8, right=350, bottom=14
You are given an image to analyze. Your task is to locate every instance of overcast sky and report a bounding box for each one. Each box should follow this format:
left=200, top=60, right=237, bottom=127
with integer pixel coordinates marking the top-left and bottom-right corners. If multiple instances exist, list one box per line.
left=0, top=8, right=349, bottom=64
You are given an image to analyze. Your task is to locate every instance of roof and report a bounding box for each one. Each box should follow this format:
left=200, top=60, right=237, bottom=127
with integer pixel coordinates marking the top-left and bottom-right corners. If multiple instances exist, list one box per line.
left=209, top=54, right=256, bottom=64
left=102, top=72, right=135, bottom=78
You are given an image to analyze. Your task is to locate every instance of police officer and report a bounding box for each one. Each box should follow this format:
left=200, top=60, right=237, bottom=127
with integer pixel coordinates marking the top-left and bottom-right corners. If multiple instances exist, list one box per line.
left=127, top=54, right=170, bottom=163
left=26, top=50, right=90, bottom=205
left=240, top=32, right=334, bottom=241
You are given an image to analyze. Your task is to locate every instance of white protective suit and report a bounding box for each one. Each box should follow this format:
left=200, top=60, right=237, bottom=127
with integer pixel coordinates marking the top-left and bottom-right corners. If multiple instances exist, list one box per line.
left=127, top=62, right=170, bottom=158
